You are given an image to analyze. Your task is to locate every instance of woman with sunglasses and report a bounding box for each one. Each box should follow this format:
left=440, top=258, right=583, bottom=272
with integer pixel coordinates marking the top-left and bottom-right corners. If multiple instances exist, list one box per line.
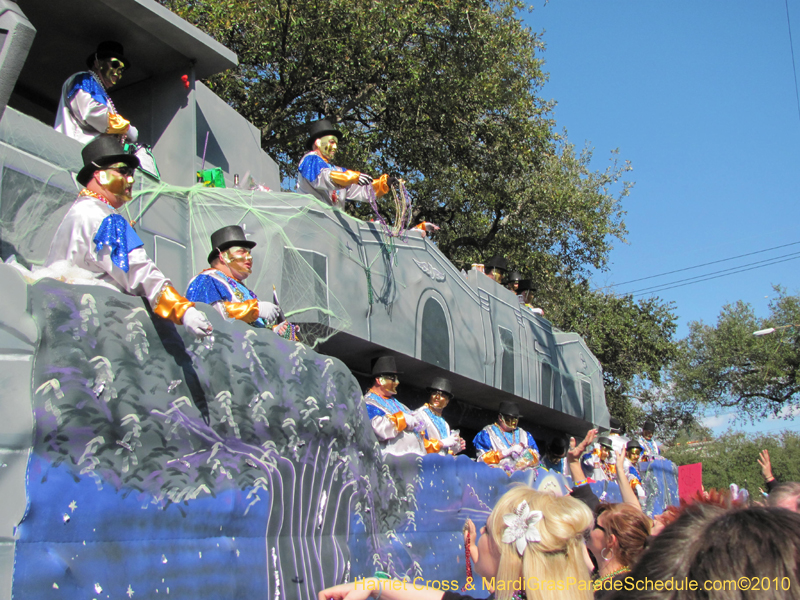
left=318, top=485, right=594, bottom=600
left=55, top=40, right=139, bottom=145
left=583, top=454, right=650, bottom=597
left=586, top=502, right=650, bottom=598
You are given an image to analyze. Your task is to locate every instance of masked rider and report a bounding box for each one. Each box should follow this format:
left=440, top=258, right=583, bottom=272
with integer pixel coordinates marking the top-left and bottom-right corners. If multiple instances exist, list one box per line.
left=474, top=401, right=540, bottom=473
left=297, top=118, right=395, bottom=206
left=581, top=435, right=616, bottom=481
left=624, top=440, right=646, bottom=500
left=417, top=377, right=465, bottom=456
left=637, top=420, right=662, bottom=462
left=363, top=356, right=442, bottom=457
left=185, top=226, right=293, bottom=338
left=55, top=41, right=138, bottom=145
left=541, top=436, right=568, bottom=475
left=45, top=135, right=211, bottom=339
left=483, top=255, right=508, bottom=285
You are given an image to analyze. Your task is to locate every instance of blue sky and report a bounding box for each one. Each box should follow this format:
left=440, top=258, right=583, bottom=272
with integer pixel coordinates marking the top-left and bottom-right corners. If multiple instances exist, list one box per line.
left=525, top=1, right=800, bottom=434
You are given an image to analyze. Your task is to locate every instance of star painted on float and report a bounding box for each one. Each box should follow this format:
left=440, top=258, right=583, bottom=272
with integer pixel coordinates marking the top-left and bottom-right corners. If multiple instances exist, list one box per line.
left=127, top=584, right=134, bottom=597
left=68, top=501, right=77, bottom=512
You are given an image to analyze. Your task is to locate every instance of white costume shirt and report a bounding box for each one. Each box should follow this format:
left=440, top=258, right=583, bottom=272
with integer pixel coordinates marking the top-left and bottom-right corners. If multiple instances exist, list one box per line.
left=364, top=391, right=427, bottom=457
left=45, top=193, right=169, bottom=308
left=54, top=71, right=136, bottom=145
left=418, top=406, right=453, bottom=456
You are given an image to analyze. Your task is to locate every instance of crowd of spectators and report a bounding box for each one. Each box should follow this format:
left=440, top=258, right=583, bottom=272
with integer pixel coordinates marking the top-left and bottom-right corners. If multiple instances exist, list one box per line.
left=320, top=429, right=800, bottom=600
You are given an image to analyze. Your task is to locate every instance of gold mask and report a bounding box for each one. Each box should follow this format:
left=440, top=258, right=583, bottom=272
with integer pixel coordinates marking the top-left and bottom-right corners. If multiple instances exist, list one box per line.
left=221, top=246, right=253, bottom=279
left=99, top=163, right=134, bottom=204
left=378, top=375, right=399, bottom=395
left=428, top=391, right=451, bottom=411
left=317, top=135, right=338, bottom=162
left=499, top=414, right=518, bottom=430
left=96, top=57, right=125, bottom=88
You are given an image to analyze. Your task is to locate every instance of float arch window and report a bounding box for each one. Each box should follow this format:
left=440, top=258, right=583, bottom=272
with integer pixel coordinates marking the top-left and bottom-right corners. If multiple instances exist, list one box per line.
left=420, top=296, right=450, bottom=369
left=581, top=380, right=594, bottom=422
left=498, top=327, right=515, bottom=394
left=541, top=362, right=553, bottom=408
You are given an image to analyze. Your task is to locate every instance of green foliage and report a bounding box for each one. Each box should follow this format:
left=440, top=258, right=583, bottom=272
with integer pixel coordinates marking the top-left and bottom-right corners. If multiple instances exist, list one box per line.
left=665, top=430, right=800, bottom=499
left=159, top=0, right=630, bottom=279
left=670, top=286, right=800, bottom=422
left=638, top=386, right=711, bottom=447
left=543, top=279, right=679, bottom=434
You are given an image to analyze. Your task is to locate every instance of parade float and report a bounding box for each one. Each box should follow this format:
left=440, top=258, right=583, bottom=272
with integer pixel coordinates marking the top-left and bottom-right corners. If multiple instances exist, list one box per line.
left=0, top=1, right=678, bottom=598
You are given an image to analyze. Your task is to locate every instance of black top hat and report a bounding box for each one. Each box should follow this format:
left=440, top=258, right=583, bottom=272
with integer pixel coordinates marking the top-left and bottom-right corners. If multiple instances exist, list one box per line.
left=86, top=40, right=130, bottom=70
left=77, top=135, right=139, bottom=186
left=207, top=225, right=256, bottom=264
left=427, top=377, right=453, bottom=397
left=597, top=436, right=614, bottom=449
left=507, top=271, right=524, bottom=283
left=548, top=436, right=567, bottom=456
left=498, top=400, right=522, bottom=418
left=305, top=118, right=341, bottom=150
left=484, top=255, right=508, bottom=272
left=642, top=420, right=656, bottom=432
left=626, top=440, right=643, bottom=451
left=371, top=355, right=400, bottom=377
left=516, top=279, right=534, bottom=293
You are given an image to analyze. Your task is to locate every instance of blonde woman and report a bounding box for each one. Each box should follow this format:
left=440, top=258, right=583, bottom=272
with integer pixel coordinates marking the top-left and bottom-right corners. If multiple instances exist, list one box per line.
left=318, top=486, right=594, bottom=600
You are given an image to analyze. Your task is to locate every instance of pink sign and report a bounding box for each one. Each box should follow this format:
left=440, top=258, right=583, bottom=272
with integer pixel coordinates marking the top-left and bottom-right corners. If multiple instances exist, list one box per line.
left=679, top=462, right=703, bottom=502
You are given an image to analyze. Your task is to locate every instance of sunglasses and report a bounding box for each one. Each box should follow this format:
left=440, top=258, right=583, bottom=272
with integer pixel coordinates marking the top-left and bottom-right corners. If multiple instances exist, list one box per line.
left=594, top=522, right=606, bottom=534
left=110, top=166, right=136, bottom=177
left=108, top=59, right=126, bottom=70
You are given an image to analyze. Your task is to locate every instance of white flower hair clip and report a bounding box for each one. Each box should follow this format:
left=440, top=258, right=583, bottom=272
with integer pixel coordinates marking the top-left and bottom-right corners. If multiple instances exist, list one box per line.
left=502, top=500, right=543, bottom=555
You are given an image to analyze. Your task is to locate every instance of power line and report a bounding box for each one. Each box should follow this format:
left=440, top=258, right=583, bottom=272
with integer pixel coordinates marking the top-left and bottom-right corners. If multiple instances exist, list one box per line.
left=602, top=239, right=800, bottom=289
left=631, top=254, right=800, bottom=297
left=626, top=250, right=800, bottom=295
left=787, top=0, right=800, bottom=122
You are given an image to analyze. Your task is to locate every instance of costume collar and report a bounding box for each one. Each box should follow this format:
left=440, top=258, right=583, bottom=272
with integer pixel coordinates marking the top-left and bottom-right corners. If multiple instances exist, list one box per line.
left=368, top=387, right=393, bottom=400
left=81, top=188, right=114, bottom=208
left=211, top=267, right=244, bottom=284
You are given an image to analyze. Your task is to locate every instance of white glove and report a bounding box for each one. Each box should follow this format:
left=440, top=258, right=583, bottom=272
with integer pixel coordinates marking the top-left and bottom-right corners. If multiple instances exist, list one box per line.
left=502, top=444, right=524, bottom=458
left=441, top=435, right=458, bottom=448
left=357, top=172, right=373, bottom=185
left=258, top=301, right=280, bottom=322
left=182, top=306, right=213, bottom=338
left=126, top=124, right=139, bottom=142
left=403, top=412, right=420, bottom=431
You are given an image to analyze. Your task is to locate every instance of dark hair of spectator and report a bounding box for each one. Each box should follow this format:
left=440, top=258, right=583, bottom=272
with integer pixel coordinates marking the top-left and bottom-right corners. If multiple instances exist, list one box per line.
left=607, top=504, right=800, bottom=600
